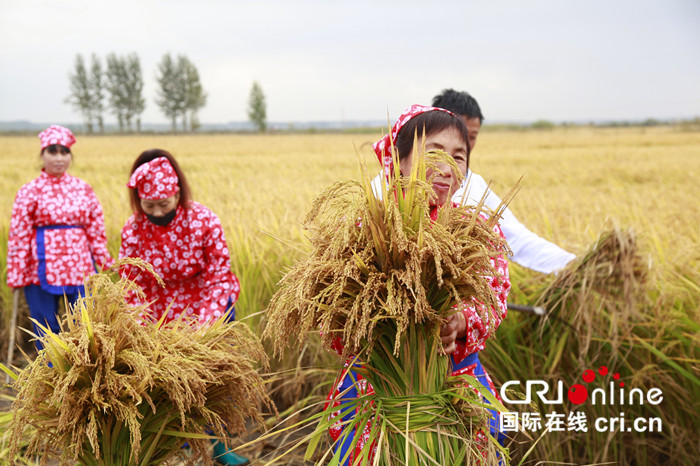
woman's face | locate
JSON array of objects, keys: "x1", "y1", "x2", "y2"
[
  {"x1": 398, "y1": 126, "x2": 468, "y2": 207},
  {"x1": 140, "y1": 192, "x2": 180, "y2": 217},
  {"x1": 41, "y1": 147, "x2": 71, "y2": 176}
]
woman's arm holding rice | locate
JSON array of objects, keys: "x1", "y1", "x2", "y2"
[{"x1": 443, "y1": 222, "x2": 510, "y2": 358}]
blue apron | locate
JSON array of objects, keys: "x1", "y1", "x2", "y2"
[{"x1": 35, "y1": 225, "x2": 89, "y2": 295}]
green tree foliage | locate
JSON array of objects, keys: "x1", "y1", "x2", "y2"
[
  {"x1": 66, "y1": 55, "x2": 94, "y2": 133},
  {"x1": 155, "y1": 54, "x2": 208, "y2": 133},
  {"x1": 155, "y1": 53, "x2": 187, "y2": 133},
  {"x1": 105, "y1": 53, "x2": 145, "y2": 133},
  {"x1": 89, "y1": 54, "x2": 105, "y2": 134},
  {"x1": 126, "y1": 54, "x2": 146, "y2": 133},
  {"x1": 67, "y1": 52, "x2": 204, "y2": 134},
  {"x1": 247, "y1": 81, "x2": 267, "y2": 132},
  {"x1": 106, "y1": 54, "x2": 129, "y2": 132},
  {"x1": 181, "y1": 57, "x2": 207, "y2": 132}
]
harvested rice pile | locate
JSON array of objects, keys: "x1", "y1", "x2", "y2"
[
  {"x1": 480, "y1": 227, "x2": 694, "y2": 464},
  {"x1": 265, "y1": 150, "x2": 511, "y2": 464},
  {"x1": 5, "y1": 260, "x2": 271, "y2": 466},
  {"x1": 537, "y1": 226, "x2": 648, "y2": 360}
]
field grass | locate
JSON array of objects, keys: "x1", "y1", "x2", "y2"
[{"x1": 1, "y1": 126, "x2": 699, "y2": 464}]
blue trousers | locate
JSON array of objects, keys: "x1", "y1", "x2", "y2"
[
  {"x1": 24, "y1": 284, "x2": 84, "y2": 352},
  {"x1": 224, "y1": 298, "x2": 236, "y2": 323}
]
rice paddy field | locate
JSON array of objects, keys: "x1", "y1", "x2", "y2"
[{"x1": 1, "y1": 125, "x2": 699, "y2": 464}]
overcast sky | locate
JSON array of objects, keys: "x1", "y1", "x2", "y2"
[{"x1": 1, "y1": 0, "x2": 699, "y2": 125}]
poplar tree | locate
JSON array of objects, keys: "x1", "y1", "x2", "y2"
[
  {"x1": 66, "y1": 54, "x2": 94, "y2": 133},
  {"x1": 156, "y1": 53, "x2": 186, "y2": 133},
  {"x1": 126, "y1": 54, "x2": 146, "y2": 133},
  {"x1": 106, "y1": 53, "x2": 145, "y2": 133},
  {"x1": 181, "y1": 57, "x2": 207, "y2": 132},
  {"x1": 156, "y1": 54, "x2": 207, "y2": 132},
  {"x1": 89, "y1": 54, "x2": 105, "y2": 134},
  {"x1": 247, "y1": 81, "x2": 267, "y2": 132},
  {"x1": 105, "y1": 54, "x2": 129, "y2": 132}
]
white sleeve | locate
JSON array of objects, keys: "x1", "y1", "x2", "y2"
[
  {"x1": 370, "y1": 172, "x2": 385, "y2": 200},
  {"x1": 452, "y1": 171, "x2": 576, "y2": 274}
]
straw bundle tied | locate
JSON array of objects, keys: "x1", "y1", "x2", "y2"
[
  {"x1": 265, "y1": 144, "x2": 512, "y2": 464},
  {"x1": 482, "y1": 225, "x2": 695, "y2": 463},
  {"x1": 536, "y1": 226, "x2": 649, "y2": 363},
  {"x1": 2, "y1": 259, "x2": 272, "y2": 466}
]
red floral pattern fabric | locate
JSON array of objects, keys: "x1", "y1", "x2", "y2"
[
  {"x1": 126, "y1": 157, "x2": 179, "y2": 200},
  {"x1": 119, "y1": 201, "x2": 240, "y2": 325},
  {"x1": 7, "y1": 170, "x2": 114, "y2": 288},
  {"x1": 38, "y1": 125, "x2": 76, "y2": 150}
]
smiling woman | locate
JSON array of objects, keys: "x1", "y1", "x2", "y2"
[
  {"x1": 394, "y1": 110, "x2": 470, "y2": 207},
  {"x1": 40, "y1": 144, "x2": 72, "y2": 176},
  {"x1": 320, "y1": 104, "x2": 511, "y2": 464}
]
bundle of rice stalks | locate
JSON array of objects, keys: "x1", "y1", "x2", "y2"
[
  {"x1": 481, "y1": 227, "x2": 697, "y2": 464},
  {"x1": 265, "y1": 146, "x2": 511, "y2": 464},
  {"x1": 537, "y1": 226, "x2": 649, "y2": 363},
  {"x1": 2, "y1": 259, "x2": 272, "y2": 466}
]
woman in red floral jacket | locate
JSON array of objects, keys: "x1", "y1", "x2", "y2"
[
  {"x1": 119, "y1": 149, "x2": 241, "y2": 326},
  {"x1": 326, "y1": 105, "x2": 511, "y2": 463},
  {"x1": 119, "y1": 149, "x2": 248, "y2": 465},
  {"x1": 7, "y1": 125, "x2": 114, "y2": 351}
]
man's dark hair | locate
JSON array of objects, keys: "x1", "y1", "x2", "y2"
[{"x1": 432, "y1": 89, "x2": 484, "y2": 123}]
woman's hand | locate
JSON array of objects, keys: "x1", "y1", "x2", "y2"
[{"x1": 441, "y1": 310, "x2": 466, "y2": 355}]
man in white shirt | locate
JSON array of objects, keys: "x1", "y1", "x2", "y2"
[{"x1": 432, "y1": 89, "x2": 575, "y2": 274}]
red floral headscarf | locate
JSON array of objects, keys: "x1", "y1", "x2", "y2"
[
  {"x1": 127, "y1": 157, "x2": 180, "y2": 200},
  {"x1": 372, "y1": 104, "x2": 456, "y2": 178},
  {"x1": 38, "y1": 125, "x2": 76, "y2": 150}
]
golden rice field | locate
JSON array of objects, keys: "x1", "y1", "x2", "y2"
[{"x1": 1, "y1": 126, "x2": 699, "y2": 464}]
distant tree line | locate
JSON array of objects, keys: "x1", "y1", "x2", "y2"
[
  {"x1": 68, "y1": 53, "x2": 270, "y2": 134},
  {"x1": 66, "y1": 53, "x2": 208, "y2": 134},
  {"x1": 155, "y1": 54, "x2": 207, "y2": 133}
]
